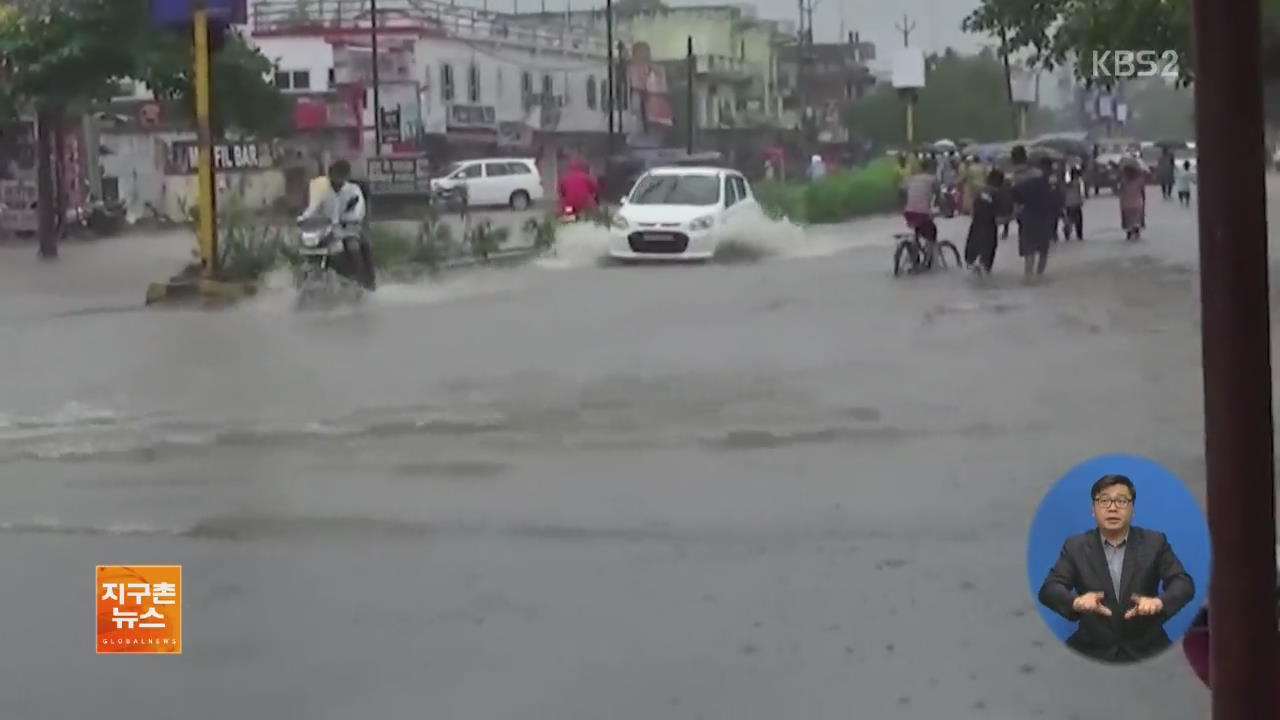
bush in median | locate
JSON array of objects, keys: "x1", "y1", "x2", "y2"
[
  {"x1": 803, "y1": 158, "x2": 900, "y2": 223},
  {"x1": 755, "y1": 158, "x2": 901, "y2": 225}
]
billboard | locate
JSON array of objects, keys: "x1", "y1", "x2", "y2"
[
  {"x1": 151, "y1": 0, "x2": 247, "y2": 27},
  {"x1": 892, "y1": 49, "x2": 925, "y2": 89}
]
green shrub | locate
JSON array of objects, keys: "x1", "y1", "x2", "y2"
[
  {"x1": 754, "y1": 181, "x2": 808, "y2": 223},
  {"x1": 465, "y1": 220, "x2": 508, "y2": 261},
  {"x1": 522, "y1": 215, "x2": 558, "y2": 251},
  {"x1": 218, "y1": 221, "x2": 287, "y2": 282},
  {"x1": 802, "y1": 158, "x2": 900, "y2": 223},
  {"x1": 755, "y1": 159, "x2": 900, "y2": 225},
  {"x1": 366, "y1": 225, "x2": 417, "y2": 269}
]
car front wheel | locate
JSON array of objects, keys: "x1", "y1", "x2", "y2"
[{"x1": 510, "y1": 191, "x2": 531, "y2": 211}]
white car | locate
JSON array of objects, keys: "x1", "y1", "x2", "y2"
[
  {"x1": 608, "y1": 166, "x2": 759, "y2": 261},
  {"x1": 429, "y1": 157, "x2": 544, "y2": 210}
]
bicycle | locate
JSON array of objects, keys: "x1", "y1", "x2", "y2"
[{"x1": 892, "y1": 227, "x2": 961, "y2": 276}]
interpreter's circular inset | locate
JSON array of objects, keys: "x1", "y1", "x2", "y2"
[{"x1": 1026, "y1": 454, "x2": 1211, "y2": 665}]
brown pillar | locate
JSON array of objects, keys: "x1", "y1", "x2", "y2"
[{"x1": 1192, "y1": 0, "x2": 1279, "y2": 716}]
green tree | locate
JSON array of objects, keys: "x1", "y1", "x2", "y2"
[
  {"x1": 0, "y1": 0, "x2": 142, "y2": 257},
  {"x1": 846, "y1": 50, "x2": 1039, "y2": 145},
  {"x1": 1124, "y1": 78, "x2": 1195, "y2": 139},
  {"x1": 963, "y1": 0, "x2": 1280, "y2": 87},
  {"x1": 135, "y1": 31, "x2": 294, "y2": 138},
  {"x1": 0, "y1": 0, "x2": 289, "y2": 257}
]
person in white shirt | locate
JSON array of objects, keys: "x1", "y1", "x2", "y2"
[{"x1": 297, "y1": 160, "x2": 374, "y2": 289}]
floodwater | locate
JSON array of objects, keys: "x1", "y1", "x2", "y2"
[{"x1": 0, "y1": 188, "x2": 1240, "y2": 719}]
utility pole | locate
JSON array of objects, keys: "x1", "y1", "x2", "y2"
[
  {"x1": 895, "y1": 14, "x2": 915, "y2": 47},
  {"x1": 371, "y1": 0, "x2": 382, "y2": 154},
  {"x1": 606, "y1": 0, "x2": 615, "y2": 152},
  {"x1": 999, "y1": 25, "x2": 1016, "y2": 138},
  {"x1": 797, "y1": 0, "x2": 817, "y2": 141},
  {"x1": 686, "y1": 36, "x2": 695, "y2": 154}
]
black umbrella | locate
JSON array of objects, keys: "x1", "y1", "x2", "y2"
[{"x1": 1033, "y1": 137, "x2": 1090, "y2": 157}]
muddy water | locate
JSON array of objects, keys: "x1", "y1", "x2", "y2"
[{"x1": 0, "y1": 194, "x2": 1226, "y2": 719}]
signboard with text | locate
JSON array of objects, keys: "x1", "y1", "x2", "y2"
[
  {"x1": 0, "y1": 179, "x2": 37, "y2": 233},
  {"x1": 365, "y1": 156, "x2": 431, "y2": 196},
  {"x1": 380, "y1": 107, "x2": 403, "y2": 144},
  {"x1": 166, "y1": 140, "x2": 277, "y2": 175},
  {"x1": 151, "y1": 0, "x2": 246, "y2": 27}
]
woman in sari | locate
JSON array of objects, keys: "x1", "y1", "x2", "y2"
[{"x1": 1118, "y1": 163, "x2": 1147, "y2": 241}]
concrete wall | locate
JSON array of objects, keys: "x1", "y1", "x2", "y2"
[{"x1": 99, "y1": 132, "x2": 287, "y2": 222}]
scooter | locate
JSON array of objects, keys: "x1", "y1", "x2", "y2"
[{"x1": 295, "y1": 217, "x2": 365, "y2": 310}]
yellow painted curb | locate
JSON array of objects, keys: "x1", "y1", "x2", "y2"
[{"x1": 145, "y1": 278, "x2": 257, "y2": 306}]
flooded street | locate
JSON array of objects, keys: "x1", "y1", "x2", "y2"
[{"x1": 0, "y1": 189, "x2": 1235, "y2": 719}]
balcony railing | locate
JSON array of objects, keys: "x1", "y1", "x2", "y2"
[
  {"x1": 251, "y1": 0, "x2": 610, "y2": 57},
  {"x1": 696, "y1": 54, "x2": 750, "y2": 79}
]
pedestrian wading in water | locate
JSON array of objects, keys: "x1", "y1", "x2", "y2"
[
  {"x1": 965, "y1": 168, "x2": 1003, "y2": 275},
  {"x1": 1009, "y1": 145, "x2": 1055, "y2": 280},
  {"x1": 1119, "y1": 163, "x2": 1147, "y2": 241},
  {"x1": 1174, "y1": 160, "x2": 1197, "y2": 208},
  {"x1": 1062, "y1": 165, "x2": 1085, "y2": 241}
]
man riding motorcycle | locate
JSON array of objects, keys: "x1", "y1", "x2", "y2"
[
  {"x1": 557, "y1": 158, "x2": 600, "y2": 218},
  {"x1": 298, "y1": 160, "x2": 374, "y2": 290}
]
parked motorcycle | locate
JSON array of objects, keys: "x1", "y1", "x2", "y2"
[{"x1": 431, "y1": 182, "x2": 469, "y2": 221}]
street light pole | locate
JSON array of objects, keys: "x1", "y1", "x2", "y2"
[{"x1": 371, "y1": 0, "x2": 382, "y2": 154}]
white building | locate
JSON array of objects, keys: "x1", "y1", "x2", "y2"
[{"x1": 248, "y1": 0, "x2": 644, "y2": 154}]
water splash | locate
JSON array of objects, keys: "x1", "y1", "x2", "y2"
[{"x1": 533, "y1": 222, "x2": 612, "y2": 270}]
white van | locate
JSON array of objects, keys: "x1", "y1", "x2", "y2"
[{"x1": 429, "y1": 158, "x2": 544, "y2": 210}]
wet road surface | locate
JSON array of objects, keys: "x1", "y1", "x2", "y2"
[{"x1": 0, "y1": 189, "x2": 1240, "y2": 718}]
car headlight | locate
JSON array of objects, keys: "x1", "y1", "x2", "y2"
[
  {"x1": 689, "y1": 215, "x2": 715, "y2": 231},
  {"x1": 611, "y1": 215, "x2": 629, "y2": 230}
]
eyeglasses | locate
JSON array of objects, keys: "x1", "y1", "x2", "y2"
[{"x1": 1094, "y1": 496, "x2": 1133, "y2": 508}]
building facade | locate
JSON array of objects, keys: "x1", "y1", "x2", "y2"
[
  {"x1": 248, "y1": 0, "x2": 655, "y2": 181},
  {"x1": 777, "y1": 33, "x2": 876, "y2": 141},
  {"x1": 513, "y1": 3, "x2": 787, "y2": 130}
]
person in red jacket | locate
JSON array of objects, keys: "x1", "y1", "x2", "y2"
[{"x1": 557, "y1": 158, "x2": 600, "y2": 215}]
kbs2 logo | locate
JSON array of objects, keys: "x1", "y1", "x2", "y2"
[
  {"x1": 1091, "y1": 50, "x2": 1182, "y2": 79},
  {"x1": 96, "y1": 565, "x2": 182, "y2": 654}
]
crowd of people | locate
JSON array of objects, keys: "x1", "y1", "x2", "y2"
[{"x1": 895, "y1": 143, "x2": 1198, "y2": 282}]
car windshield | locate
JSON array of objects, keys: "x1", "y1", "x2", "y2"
[{"x1": 629, "y1": 174, "x2": 720, "y2": 206}]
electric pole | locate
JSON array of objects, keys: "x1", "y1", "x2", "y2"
[
  {"x1": 371, "y1": 0, "x2": 382, "y2": 154},
  {"x1": 797, "y1": 0, "x2": 817, "y2": 141},
  {"x1": 895, "y1": 14, "x2": 915, "y2": 47}
]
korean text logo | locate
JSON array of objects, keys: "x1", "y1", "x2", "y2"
[
  {"x1": 1090, "y1": 50, "x2": 1182, "y2": 79},
  {"x1": 96, "y1": 565, "x2": 182, "y2": 654}
]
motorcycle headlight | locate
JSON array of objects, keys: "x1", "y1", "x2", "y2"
[
  {"x1": 689, "y1": 215, "x2": 715, "y2": 231},
  {"x1": 611, "y1": 215, "x2": 629, "y2": 230}
]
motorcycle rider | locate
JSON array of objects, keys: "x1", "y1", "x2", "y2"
[
  {"x1": 298, "y1": 160, "x2": 374, "y2": 290},
  {"x1": 557, "y1": 158, "x2": 600, "y2": 215}
]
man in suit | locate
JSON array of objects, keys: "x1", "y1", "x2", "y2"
[{"x1": 1038, "y1": 474, "x2": 1196, "y2": 663}]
